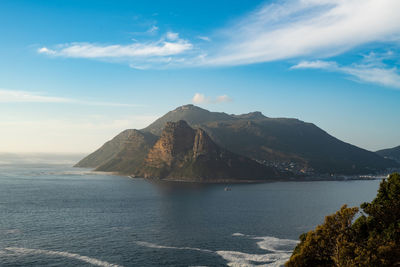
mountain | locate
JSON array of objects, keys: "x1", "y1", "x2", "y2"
[
  {"x1": 139, "y1": 120, "x2": 280, "y2": 181},
  {"x1": 142, "y1": 104, "x2": 234, "y2": 135},
  {"x1": 76, "y1": 104, "x2": 398, "y2": 176},
  {"x1": 376, "y1": 146, "x2": 400, "y2": 163},
  {"x1": 75, "y1": 129, "x2": 157, "y2": 173},
  {"x1": 199, "y1": 118, "x2": 394, "y2": 174}
]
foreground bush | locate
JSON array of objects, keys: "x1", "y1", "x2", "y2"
[{"x1": 286, "y1": 173, "x2": 400, "y2": 267}]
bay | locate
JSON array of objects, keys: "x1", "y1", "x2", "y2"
[{"x1": 0, "y1": 160, "x2": 381, "y2": 266}]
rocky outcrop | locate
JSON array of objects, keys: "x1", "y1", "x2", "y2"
[
  {"x1": 139, "y1": 120, "x2": 281, "y2": 182},
  {"x1": 144, "y1": 120, "x2": 196, "y2": 169}
]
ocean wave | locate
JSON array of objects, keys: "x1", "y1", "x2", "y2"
[
  {"x1": 0, "y1": 229, "x2": 21, "y2": 234},
  {"x1": 136, "y1": 241, "x2": 214, "y2": 254},
  {"x1": 232, "y1": 233, "x2": 245, "y2": 237},
  {"x1": 216, "y1": 250, "x2": 290, "y2": 267},
  {"x1": 232, "y1": 233, "x2": 298, "y2": 252},
  {"x1": 136, "y1": 233, "x2": 298, "y2": 267},
  {"x1": 4, "y1": 247, "x2": 123, "y2": 267}
]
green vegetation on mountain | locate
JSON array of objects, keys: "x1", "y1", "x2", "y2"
[
  {"x1": 76, "y1": 104, "x2": 398, "y2": 176},
  {"x1": 376, "y1": 145, "x2": 400, "y2": 163},
  {"x1": 286, "y1": 173, "x2": 400, "y2": 266}
]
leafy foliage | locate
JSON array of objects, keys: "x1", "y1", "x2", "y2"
[{"x1": 287, "y1": 173, "x2": 400, "y2": 266}]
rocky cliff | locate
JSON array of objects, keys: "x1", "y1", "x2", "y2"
[{"x1": 139, "y1": 120, "x2": 281, "y2": 181}]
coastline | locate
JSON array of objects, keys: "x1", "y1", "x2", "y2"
[{"x1": 75, "y1": 166, "x2": 394, "y2": 184}]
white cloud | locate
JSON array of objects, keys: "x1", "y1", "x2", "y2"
[
  {"x1": 147, "y1": 25, "x2": 159, "y2": 34},
  {"x1": 291, "y1": 60, "x2": 338, "y2": 70},
  {"x1": 342, "y1": 65, "x2": 400, "y2": 88},
  {"x1": 197, "y1": 36, "x2": 211, "y2": 42},
  {"x1": 0, "y1": 89, "x2": 142, "y2": 106},
  {"x1": 192, "y1": 93, "x2": 233, "y2": 104},
  {"x1": 38, "y1": 47, "x2": 56, "y2": 55},
  {"x1": 38, "y1": 34, "x2": 192, "y2": 60},
  {"x1": 0, "y1": 89, "x2": 71, "y2": 103},
  {"x1": 216, "y1": 94, "x2": 233, "y2": 103},
  {"x1": 166, "y1": 32, "x2": 179, "y2": 41},
  {"x1": 203, "y1": 0, "x2": 400, "y2": 66},
  {"x1": 292, "y1": 57, "x2": 400, "y2": 88},
  {"x1": 192, "y1": 93, "x2": 207, "y2": 104}
]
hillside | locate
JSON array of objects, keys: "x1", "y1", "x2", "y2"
[
  {"x1": 75, "y1": 129, "x2": 157, "y2": 172},
  {"x1": 376, "y1": 146, "x2": 400, "y2": 163},
  {"x1": 200, "y1": 119, "x2": 393, "y2": 174}
]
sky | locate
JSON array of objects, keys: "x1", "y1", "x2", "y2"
[{"x1": 0, "y1": 0, "x2": 399, "y2": 153}]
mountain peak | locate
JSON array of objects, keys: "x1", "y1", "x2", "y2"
[
  {"x1": 234, "y1": 111, "x2": 266, "y2": 120},
  {"x1": 173, "y1": 104, "x2": 206, "y2": 112},
  {"x1": 142, "y1": 105, "x2": 233, "y2": 135}
]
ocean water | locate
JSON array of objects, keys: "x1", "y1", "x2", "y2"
[{"x1": 0, "y1": 159, "x2": 381, "y2": 266}]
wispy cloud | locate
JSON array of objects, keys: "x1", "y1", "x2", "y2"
[
  {"x1": 203, "y1": 0, "x2": 400, "y2": 66},
  {"x1": 197, "y1": 36, "x2": 211, "y2": 42},
  {"x1": 292, "y1": 53, "x2": 400, "y2": 89},
  {"x1": 192, "y1": 93, "x2": 233, "y2": 104},
  {"x1": 147, "y1": 25, "x2": 159, "y2": 34},
  {"x1": 0, "y1": 89, "x2": 141, "y2": 107},
  {"x1": 38, "y1": 32, "x2": 193, "y2": 68},
  {"x1": 37, "y1": 0, "x2": 400, "y2": 75}
]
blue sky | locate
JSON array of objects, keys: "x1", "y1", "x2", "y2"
[{"x1": 0, "y1": 0, "x2": 399, "y2": 153}]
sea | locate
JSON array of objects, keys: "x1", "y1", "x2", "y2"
[{"x1": 0, "y1": 154, "x2": 382, "y2": 266}]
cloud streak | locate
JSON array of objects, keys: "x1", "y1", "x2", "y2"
[
  {"x1": 204, "y1": 0, "x2": 400, "y2": 66},
  {"x1": 192, "y1": 93, "x2": 232, "y2": 104},
  {"x1": 292, "y1": 58, "x2": 400, "y2": 89},
  {"x1": 38, "y1": 32, "x2": 192, "y2": 62},
  {"x1": 0, "y1": 89, "x2": 141, "y2": 107}
]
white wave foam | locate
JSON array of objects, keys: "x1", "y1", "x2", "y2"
[
  {"x1": 254, "y1": 236, "x2": 298, "y2": 252},
  {"x1": 231, "y1": 233, "x2": 298, "y2": 252},
  {"x1": 232, "y1": 233, "x2": 245, "y2": 237},
  {"x1": 216, "y1": 250, "x2": 291, "y2": 267},
  {"x1": 0, "y1": 229, "x2": 20, "y2": 234},
  {"x1": 46, "y1": 170, "x2": 98, "y2": 176},
  {"x1": 136, "y1": 234, "x2": 298, "y2": 267},
  {"x1": 4, "y1": 247, "x2": 123, "y2": 267},
  {"x1": 136, "y1": 241, "x2": 214, "y2": 254}
]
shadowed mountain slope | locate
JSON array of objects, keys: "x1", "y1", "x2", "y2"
[
  {"x1": 376, "y1": 146, "x2": 400, "y2": 163},
  {"x1": 75, "y1": 129, "x2": 157, "y2": 173}
]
